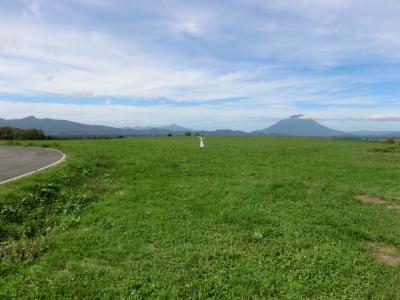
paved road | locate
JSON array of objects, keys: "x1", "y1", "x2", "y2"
[{"x1": 0, "y1": 146, "x2": 65, "y2": 184}]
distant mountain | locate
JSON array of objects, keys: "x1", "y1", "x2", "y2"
[
  {"x1": 350, "y1": 131, "x2": 400, "y2": 138},
  {"x1": 0, "y1": 116, "x2": 249, "y2": 137},
  {"x1": 198, "y1": 129, "x2": 248, "y2": 136},
  {"x1": 158, "y1": 124, "x2": 192, "y2": 132},
  {"x1": 254, "y1": 116, "x2": 348, "y2": 137},
  {"x1": 0, "y1": 116, "x2": 177, "y2": 137},
  {"x1": 125, "y1": 126, "x2": 153, "y2": 130},
  {"x1": 1, "y1": 115, "x2": 397, "y2": 138},
  {"x1": 124, "y1": 124, "x2": 192, "y2": 132}
]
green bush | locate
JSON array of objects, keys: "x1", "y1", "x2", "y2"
[
  {"x1": 0, "y1": 155, "x2": 110, "y2": 243},
  {"x1": 384, "y1": 138, "x2": 396, "y2": 144},
  {"x1": 0, "y1": 126, "x2": 45, "y2": 140}
]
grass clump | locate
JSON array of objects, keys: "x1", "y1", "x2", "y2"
[
  {"x1": 374, "y1": 146, "x2": 400, "y2": 153},
  {"x1": 0, "y1": 145, "x2": 113, "y2": 277}
]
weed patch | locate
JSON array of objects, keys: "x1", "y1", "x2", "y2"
[
  {"x1": 0, "y1": 154, "x2": 112, "y2": 276},
  {"x1": 374, "y1": 146, "x2": 400, "y2": 153}
]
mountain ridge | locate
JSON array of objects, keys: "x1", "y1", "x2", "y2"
[
  {"x1": 254, "y1": 117, "x2": 349, "y2": 137},
  {"x1": 0, "y1": 116, "x2": 172, "y2": 137},
  {"x1": 158, "y1": 124, "x2": 193, "y2": 132},
  {"x1": 1, "y1": 115, "x2": 399, "y2": 138}
]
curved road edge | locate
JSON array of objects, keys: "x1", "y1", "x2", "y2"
[{"x1": 0, "y1": 147, "x2": 67, "y2": 185}]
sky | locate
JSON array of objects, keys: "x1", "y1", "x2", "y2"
[{"x1": 0, "y1": 0, "x2": 400, "y2": 131}]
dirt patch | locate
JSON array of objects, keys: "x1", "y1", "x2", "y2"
[
  {"x1": 370, "y1": 242, "x2": 400, "y2": 267},
  {"x1": 354, "y1": 195, "x2": 386, "y2": 205},
  {"x1": 354, "y1": 195, "x2": 400, "y2": 211},
  {"x1": 116, "y1": 190, "x2": 127, "y2": 197},
  {"x1": 388, "y1": 204, "x2": 400, "y2": 211}
]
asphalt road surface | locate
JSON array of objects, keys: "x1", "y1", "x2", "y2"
[{"x1": 0, "y1": 146, "x2": 65, "y2": 184}]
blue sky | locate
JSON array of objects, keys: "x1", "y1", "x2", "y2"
[{"x1": 0, "y1": 0, "x2": 399, "y2": 131}]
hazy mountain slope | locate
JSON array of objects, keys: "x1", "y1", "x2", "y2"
[
  {"x1": 254, "y1": 117, "x2": 348, "y2": 137},
  {"x1": 159, "y1": 124, "x2": 192, "y2": 132},
  {"x1": 1, "y1": 115, "x2": 396, "y2": 138},
  {"x1": 198, "y1": 129, "x2": 248, "y2": 136},
  {"x1": 0, "y1": 116, "x2": 174, "y2": 137},
  {"x1": 350, "y1": 131, "x2": 400, "y2": 138}
]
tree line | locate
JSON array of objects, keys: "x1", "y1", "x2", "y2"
[{"x1": 0, "y1": 126, "x2": 46, "y2": 140}]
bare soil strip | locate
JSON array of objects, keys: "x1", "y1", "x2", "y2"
[
  {"x1": 369, "y1": 242, "x2": 400, "y2": 267},
  {"x1": 354, "y1": 195, "x2": 386, "y2": 204},
  {"x1": 354, "y1": 195, "x2": 400, "y2": 211}
]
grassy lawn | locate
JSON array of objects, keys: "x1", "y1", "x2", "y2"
[{"x1": 1, "y1": 137, "x2": 400, "y2": 298}]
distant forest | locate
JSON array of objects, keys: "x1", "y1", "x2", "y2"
[{"x1": 0, "y1": 126, "x2": 46, "y2": 140}]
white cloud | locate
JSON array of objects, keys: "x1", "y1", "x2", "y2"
[
  {"x1": 27, "y1": 0, "x2": 42, "y2": 17},
  {"x1": 0, "y1": 0, "x2": 400, "y2": 130},
  {"x1": 0, "y1": 20, "x2": 366, "y2": 104},
  {"x1": 369, "y1": 114, "x2": 400, "y2": 122}
]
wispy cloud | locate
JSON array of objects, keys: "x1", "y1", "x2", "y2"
[
  {"x1": 0, "y1": 0, "x2": 399, "y2": 130},
  {"x1": 369, "y1": 114, "x2": 400, "y2": 122}
]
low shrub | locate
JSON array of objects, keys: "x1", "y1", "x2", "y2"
[
  {"x1": 384, "y1": 138, "x2": 396, "y2": 144},
  {"x1": 0, "y1": 154, "x2": 113, "y2": 276}
]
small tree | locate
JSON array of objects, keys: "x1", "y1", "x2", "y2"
[
  {"x1": 0, "y1": 127, "x2": 14, "y2": 139},
  {"x1": 384, "y1": 138, "x2": 396, "y2": 144},
  {"x1": 167, "y1": 133, "x2": 173, "y2": 137},
  {"x1": 0, "y1": 126, "x2": 46, "y2": 140},
  {"x1": 184, "y1": 132, "x2": 192, "y2": 136}
]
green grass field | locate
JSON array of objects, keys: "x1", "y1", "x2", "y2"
[{"x1": 1, "y1": 137, "x2": 400, "y2": 299}]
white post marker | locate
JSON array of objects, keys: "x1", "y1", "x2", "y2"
[{"x1": 199, "y1": 135, "x2": 205, "y2": 149}]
